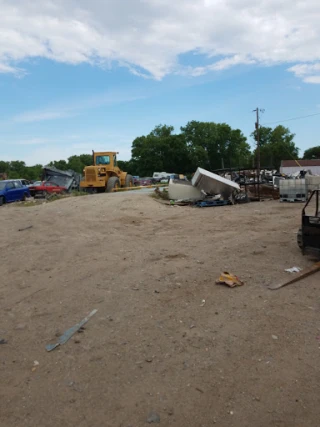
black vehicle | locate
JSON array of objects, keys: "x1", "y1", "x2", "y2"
[{"x1": 297, "y1": 190, "x2": 320, "y2": 255}]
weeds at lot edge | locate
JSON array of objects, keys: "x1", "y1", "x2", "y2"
[
  {"x1": 151, "y1": 187, "x2": 169, "y2": 200},
  {"x1": 71, "y1": 190, "x2": 89, "y2": 197},
  {"x1": 17, "y1": 191, "x2": 88, "y2": 207}
]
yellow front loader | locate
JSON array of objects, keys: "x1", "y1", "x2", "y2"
[{"x1": 80, "y1": 151, "x2": 133, "y2": 193}]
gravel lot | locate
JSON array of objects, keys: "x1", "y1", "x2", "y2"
[{"x1": 1, "y1": 193, "x2": 319, "y2": 427}]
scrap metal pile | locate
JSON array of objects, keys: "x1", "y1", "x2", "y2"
[
  {"x1": 42, "y1": 166, "x2": 82, "y2": 192},
  {"x1": 167, "y1": 167, "x2": 241, "y2": 207},
  {"x1": 165, "y1": 166, "x2": 308, "y2": 206},
  {"x1": 166, "y1": 166, "x2": 320, "y2": 206}
]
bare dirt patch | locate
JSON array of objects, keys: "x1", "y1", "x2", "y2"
[{"x1": 0, "y1": 194, "x2": 319, "y2": 427}]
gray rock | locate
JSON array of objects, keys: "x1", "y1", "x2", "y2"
[{"x1": 147, "y1": 412, "x2": 160, "y2": 423}]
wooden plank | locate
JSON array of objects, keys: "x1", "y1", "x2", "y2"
[{"x1": 269, "y1": 261, "x2": 320, "y2": 290}]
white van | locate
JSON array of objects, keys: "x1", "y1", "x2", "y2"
[{"x1": 153, "y1": 172, "x2": 175, "y2": 179}]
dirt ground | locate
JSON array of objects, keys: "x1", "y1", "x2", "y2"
[{"x1": 1, "y1": 192, "x2": 320, "y2": 427}]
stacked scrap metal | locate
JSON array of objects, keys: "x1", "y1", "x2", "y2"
[
  {"x1": 192, "y1": 167, "x2": 240, "y2": 199},
  {"x1": 168, "y1": 167, "x2": 240, "y2": 206},
  {"x1": 42, "y1": 166, "x2": 82, "y2": 192}
]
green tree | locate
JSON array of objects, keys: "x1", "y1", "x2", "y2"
[
  {"x1": 79, "y1": 154, "x2": 93, "y2": 167},
  {"x1": 131, "y1": 125, "x2": 191, "y2": 176},
  {"x1": 252, "y1": 125, "x2": 299, "y2": 169},
  {"x1": 21, "y1": 165, "x2": 43, "y2": 181},
  {"x1": 9, "y1": 161, "x2": 26, "y2": 177},
  {"x1": 117, "y1": 160, "x2": 138, "y2": 175},
  {"x1": 180, "y1": 121, "x2": 251, "y2": 170},
  {"x1": 67, "y1": 156, "x2": 85, "y2": 174},
  {"x1": 0, "y1": 160, "x2": 44, "y2": 180},
  {"x1": 48, "y1": 160, "x2": 69, "y2": 170},
  {"x1": 27, "y1": 164, "x2": 43, "y2": 181},
  {"x1": 303, "y1": 146, "x2": 320, "y2": 159},
  {"x1": 48, "y1": 155, "x2": 93, "y2": 173},
  {"x1": 0, "y1": 161, "x2": 10, "y2": 174}
]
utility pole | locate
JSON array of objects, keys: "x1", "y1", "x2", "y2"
[
  {"x1": 253, "y1": 107, "x2": 264, "y2": 178},
  {"x1": 253, "y1": 107, "x2": 260, "y2": 173}
]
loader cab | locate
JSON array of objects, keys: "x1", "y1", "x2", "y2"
[
  {"x1": 95, "y1": 155, "x2": 110, "y2": 166},
  {"x1": 93, "y1": 151, "x2": 119, "y2": 170}
]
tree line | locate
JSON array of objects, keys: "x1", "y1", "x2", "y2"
[
  {"x1": 119, "y1": 121, "x2": 308, "y2": 176},
  {"x1": 1, "y1": 120, "x2": 318, "y2": 180},
  {"x1": 0, "y1": 155, "x2": 93, "y2": 181}
]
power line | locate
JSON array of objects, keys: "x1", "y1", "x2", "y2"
[{"x1": 262, "y1": 112, "x2": 320, "y2": 126}]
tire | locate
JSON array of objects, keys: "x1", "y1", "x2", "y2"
[
  {"x1": 125, "y1": 174, "x2": 134, "y2": 188},
  {"x1": 0, "y1": 196, "x2": 5, "y2": 206},
  {"x1": 297, "y1": 228, "x2": 303, "y2": 250},
  {"x1": 106, "y1": 177, "x2": 120, "y2": 193},
  {"x1": 85, "y1": 187, "x2": 97, "y2": 194},
  {"x1": 21, "y1": 192, "x2": 28, "y2": 202}
]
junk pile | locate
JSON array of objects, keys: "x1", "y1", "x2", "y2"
[
  {"x1": 167, "y1": 167, "x2": 241, "y2": 207},
  {"x1": 163, "y1": 165, "x2": 319, "y2": 206},
  {"x1": 42, "y1": 166, "x2": 82, "y2": 192}
]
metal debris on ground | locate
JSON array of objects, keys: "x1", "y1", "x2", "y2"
[
  {"x1": 46, "y1": 309, "x2": 98, "y2": 352},
  {"x1": 269, "y1": 262, "x2": 320, "y2": 290},
  {"x1": 216, "y1": 272, "x2": 245, "y2": 288},
  {"x1": 234, "y1": 192, "x2": 250, "y2": 204},
  {"x1": 285, "y1": 266, "x2": 302, "y2": 273},
  {"x1": 200, "y1": 299, "x2": 206, "y2": 306},
  {"x1": 0, "y1": 339, "x2": 7, "y2": 344},
  {"x1": 18, "y1": 225, "x2": 33, "y2": 231},
  {"x1": 195, "y1": 199, "x2": 231, "y2": 208},
  {"x1": 165, "y1": 167, "x2": 241, "y2": 207}
]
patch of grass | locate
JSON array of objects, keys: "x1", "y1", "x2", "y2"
[
  {"x1": 151, "y1": 187, "x2": 170, "y2": 200},
  {"x1": 18, "y1": 200, "x2": 41, "y2": 207},
  {"x1": 71, "y1": 190, "x2": 89, "y2": 197},
  {"x1": 17, "y1": 190, "x2": 88, "y2": 207},
  {"x1": 112, "y1": 186, "x2": 143, "y2": 192}
]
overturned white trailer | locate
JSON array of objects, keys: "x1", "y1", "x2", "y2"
[
  {"x1": 168, "y1": 179, "x2": 204, "y2": 201},
  {"x1": 192, "y1": 167, "x2": 240, "y2": 199}
]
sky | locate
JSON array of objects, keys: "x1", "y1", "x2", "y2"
[{"x1": 0, "y1": 0, "x2": 320, "y2": 166}]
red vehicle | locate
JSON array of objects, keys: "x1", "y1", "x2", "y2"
[{"x1": 29, "y1": 181, "x2": 67, "y2": 197}]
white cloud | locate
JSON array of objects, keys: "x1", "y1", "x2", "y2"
[
  {"x1": 14, "y1": 111, "x2": 75, "y2": 123},
  {"x1": 8, "y1": 91, "x2": 145, "y2": 124},
  {"x1": 303, "y1": 76, "x2": 320, "y2": 84},
  {"x1": 181, "y1": 55, "x2": 256, "y2": 77},
  {"x1": 288, "y1": 63, "x2": 320, "y2": 84},
  {"x1": 0, "y1": 62, "x2": 25, "y2": 76},
  {"x1": 0, "y1": 0, "x2": 320, "y2": 81},
  {"x1": 13, "y1": 137, "x2": 53, "y2": 145}
]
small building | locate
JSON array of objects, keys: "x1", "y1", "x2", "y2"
[{"x1": 280, "y1": 159, "x2": 320, "y2": 175}]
